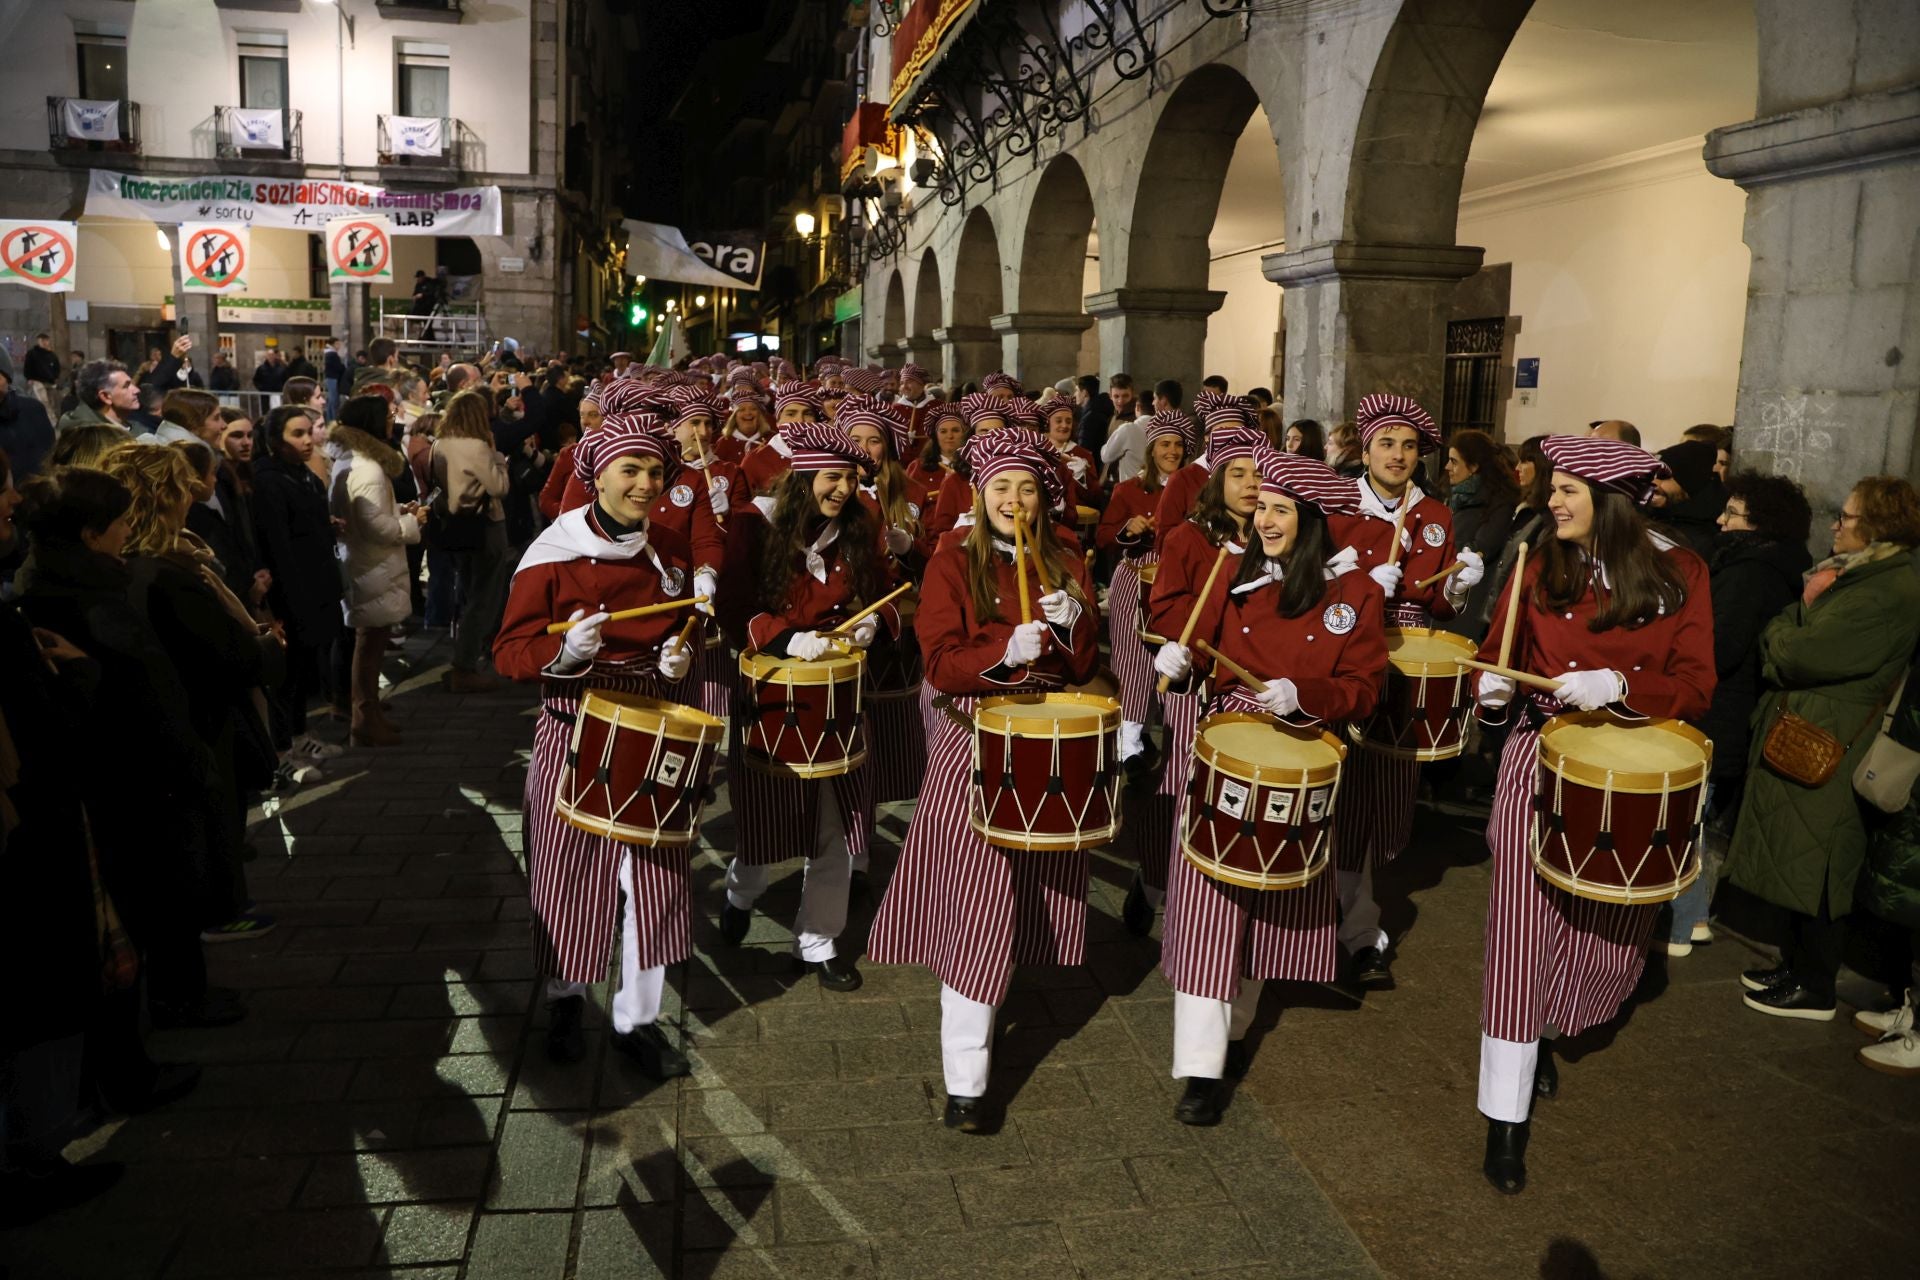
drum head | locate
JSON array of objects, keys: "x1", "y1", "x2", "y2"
[
  {"x1": 975, "y1": 691, "x2": 1119, "y2": 736},
  {"x1": 1196, "y1": 713, "x2": 1345, "y2": 785},
  {"x1": 740, "y1": 650, "x2": 867, "y2": 685},
  {"x1": 1539, "y1": 712, "x2": 1711, "y2": 793},
  {"x1": 1384, "y1": 627, "x2": 1477, "y2": 673},
  {"x1": 580, "y1": 688, "x2": 726, "y2": 737},
  {"x1": 1068, "y1": 669, "x2": 1120, "y2": 700}
]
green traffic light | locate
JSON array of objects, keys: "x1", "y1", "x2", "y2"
[{"x1": 630, "y1": 303, "x2": 648, "y2": 325}]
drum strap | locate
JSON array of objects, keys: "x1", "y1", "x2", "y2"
[{"x1": 545, "y1": 707, "x2": 577, "y2": 727}]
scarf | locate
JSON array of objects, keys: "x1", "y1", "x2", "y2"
[
  {"x1": 804, "y1": 520, "x2": 842, "y2": 584},
  {"x1": 1446, "y1": 471, "x2": 1483, "y2": 513},
  {"x1": 1804, "y1": 541, "x2": 1904, "y2": 605},
  {"x1": 514, "y1": 503, "x2": 671, "y2": 593}
]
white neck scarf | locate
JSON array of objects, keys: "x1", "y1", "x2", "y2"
[{"x1": 805, "y1": 520, "x2": 842, "y2": 584}]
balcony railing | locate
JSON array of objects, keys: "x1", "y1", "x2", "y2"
[
  {"x1": 377, "y1": 115, "x2": 465, "y2": 170},
  {"x1": 215, "y1": 106, "x2": 304, "y2": 162},
  {"x1": 46, "y1": 97, "x2": 141, "y2": 154},
  {"x1": 375, "y1": 0, "x2": 463, "y2": 20}
]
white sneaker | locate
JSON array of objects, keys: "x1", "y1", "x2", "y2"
[
  {"x1": 1665, "y1": 940, "x2": 1693, "y2": 957},
  {"x1": 290, "y1": 733, "x2": 344, "y2": 761},
  {"x1": 1854, "y1": 988, "x2": 1916, "y2": 1039},
  {"x1": 1690, "y1": 921, "x2": 1714, "y2": 943},
  {"x1": 1858, "y1": 1029, "x2": 1920, "y2": 1078}
]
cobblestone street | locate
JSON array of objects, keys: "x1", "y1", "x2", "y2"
[{"x1": 6, "y1": 632, "x2": 1917, "y2": 1280}]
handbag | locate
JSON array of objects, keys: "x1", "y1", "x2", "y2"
[
  {"x1": 1855, "y1": 675, "x2": 1920, "y2": 813},
  {"x1": 1761, "y1": 710, "x2": 1847, "y2": 787}
]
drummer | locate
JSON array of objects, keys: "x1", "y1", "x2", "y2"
[
  {"x1": 1327, "y1": 394, "x2": 1483, "y2": 989},
  {"x1": 664, "y1": 386, "x2": 750, "y2": 721},
  {"x1": 1152, "y1": 448, "x2": 1388, "y2": 1124},
  {"x1": 718, "y1": 421, "x2": 902, "y2": 992},
  {"x1": 712, "y1": 381, "x2": 773, "y2": 464},
  {"x1": 492, "y1": 414, "x2": 700, "y2": 1078},
  {"x1": 1152, "y1": 391, "x2": 1254, "y2": 534},
  {"x1": 740, "y1": 381, "x2": 822, "y2": 496},
  {"x1": 922, "y1": 394, "x2": 1012, "y2": 541},
  {"x1": 867, "y1": 430, "x2": 1100, "y2": 1133},
  {"x1": 908, "y1": 403, "x2": 969, "y2": 494},
  {"x1": 1132, "y1": 420, "x2": 1265, "y2": 936},
  {"x1": 1045, "y1": 394, "x2": 1103, "y2": 504},
  {"x1": 1471, "y1": 435, "x2": 1713, "y2": 1195}
]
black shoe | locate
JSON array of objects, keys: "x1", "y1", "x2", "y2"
[
  {"x1": 546, "y1": 994, "x2": 587, "y2": 1063},
  {"x1": 610, "y1": 1023, "x2": 691, "y2": 1079},
  {"x1": 150, "y1": 986, "x2": 248, "y2": 1029},
  {"x1": 1123, "y1": 751, "x2": 1158, "y2": 791},
  {"x1": 0, "y1": 1158, "x2": 125, "y2": 1228},
  {"x1": 1174, "y1": 1077, "x2": 1224, "y2": 1126},
  {"x1": 1224, "y1": 1038, "x2": 1252, "y2": 1080},
  {"x1": 797, "y1": 953, "x2": 863, "y2": 993},
  {"x1": 1533, "y1": 1048, "x2": 1558, "y2": 1101},
  {"x1": 1349, "y1": 946, "x2": 1395, "y2": 991},
  {"x1": 944, "y1": 1094, "x2": 987, "y2": 1133},
  {"x1": 101, "y1": 1061, "x2": 202, "y2": 1115},
  {"x1": 718, "y1": 903, "x2": 751, "y2": 947},
  {"x1": 1483, "y1": 1118, "x2": 1530, "y2": 1195},
  {"x1": 1121, "y1": 874, "x2": 1154, "y2": 939},
  {"x1": 1740, "y1": 962, "x2": 1793, "y2": 993},
  {"x1": 1741, "y1": 977, "x2": 1837, "y2": 1021}
]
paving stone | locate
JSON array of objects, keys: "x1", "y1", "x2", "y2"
[
  {"x1": 685, "y1": 1239, "x2": 875, "y2": 1280},
  {"x1": 235, "y1": 1101, "x2": 422, "y2": 1155},
  {"x1": 1013, "y1": 1105, "x2": 1195, "y2": 1165},
  {"x1": 166, "y1": 1208, "x2": 385, "y2": 1276},
  {"x1": 296, "y1": 1019, "x2": 459, "y2": 1059},
  {"x1": 679, "y1": 1130, "x2": 861, "y2": 1186},
  {"x1": 381, "y1": 1201, "x2": 476, "y2": 1265},
  {"x1": 682, "y1": 1184, "x2": 781, "y2": 1248},
  {"x1": 574, "y1": 1205, "x2": 674, "y2": 1279},
  {"x1": 487, "y1": 1110, "x2": 587, "y2": 1209},
  {"x1": 954, "y1": 1159, "x2": 1143, "y2": 1225},
  {"x1": 180, "y1": 1062, "x2": 357, "y2": 1108},
  {"x1": 581, "y1": 1108, "x2": 680, "y2": 1206},
  {"x1": 373, "y1": 895, "x2": 503, "y2": 923},
  {"x1": 847, "y1": 1121, "x2": 1034, "y2": 1176},
  {"x1": 104, "y1": 1155, "x2": 311, "y2": 1218},
  {"x1": 692, "y1": 1039, "x2": 840, "y2": 1088},
  {"x1": 1126, "y1": 1152, "x2": 1230, "y2": 1208},
  {"x1": 280, "y1": 924, "x2": 426, "y2": 955},
  {"x1": 466, "y1": 1211, "x2": 572, "y2": 1280},
  {"x1": 390, "y1": 978, "x2": 532, "y2": 1019},
  {"x1": 1058, "y1": 1203, "x2": 1266, "y2": 1278},
  {"x1": 774, "y1": 1171, "x2": 964, "y2": 1243},
  {"x1": 679, "y1": 1087, "x2": 772, "y2": 1136},
  {"x1": 347, "y1": 1054, "x2": 511, "y2": 1101},
  {"x1": 869, "y1": 1223, "x2": 1074, "y2": 1279},
  {"x1": 300, "y1": 1146, "x2": 492, "y2": 1207},
  {"x1": 757, "y1": 1000, "x2": 909, "y2": 1041},
  {"x1": 768, "y1": 1078, "x2": 933, "y2": 1130}
]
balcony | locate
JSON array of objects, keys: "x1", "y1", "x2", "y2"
[
  {"x1": 374, "y1": 0, "x2": 463, "y2": 21},
  {"x1": 215, "y1": 106, "x2": 304, "y2": 162},
  {"x1": 47, "y1": 97, "x2": 142, "y2": 155},
  {"x1": 377, "y1": 115, "x2": 466, "y2": 172}
]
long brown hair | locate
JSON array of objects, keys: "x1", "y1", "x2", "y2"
[
  {"x1": 438, "y1": 388, "x2": 497, "y2": 443},
  {"x1": 1534, "y1": 483, "x2": 1688, "y2": 631},
  {"x1": 1232, "y1": 501, "x2": 1333, "y2": 619},
  {"x1": 759, "y1": 469, "x2": 887, "y2": 614},
  {"x1": 1191, "y1": 464, "x2": 1251, "y2": 547},
  {"x1": 960, "y1": 497, "x2": 1086, "y2": 624},
  {"x1": 1450, "y1": 429, "x2": 1518, "y2": 505}
]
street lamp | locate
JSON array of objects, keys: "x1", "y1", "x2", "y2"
[
  {"x1": 794, "y1": 210, "x2": 816, "y2": 238},
  {"x1": 314, "y1": 0, "x2": 355, "y2": 179},
  {"x1": 694, "y1": 294, "x2": 708, "y2": 308}
]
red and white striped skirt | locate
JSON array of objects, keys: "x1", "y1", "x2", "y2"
[
  {"x1": 726, "y1": 705, "x2": 874, "y2": 869},
  {"x1": 523, "y1": 678, "x2": 693, "y2": 984},
  {"x1": 1330, "y1": 744, "x2": 1419, "y2": 872},
  {"x1": 1123, "y1": 688, "x2": 1203, "y2": 893},
  {"x1": 867, "y1": 691, "x2": 1091, "y2": 1006},
  {"x1": 1481, "y1": 722, "x2": 1660, "y2": 1042},
  {"x1": 694, "y1": 628, "x2": 734, "y2": 722},
  {"x1": 869, "y1": 634, "x2": 929, "y2": 805},
  {"x1": 1107, "y1": 554, "x2": 1158, "y2": 724}
]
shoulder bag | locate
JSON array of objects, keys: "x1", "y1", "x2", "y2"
[{"x1": 1855, "y1": 674, "x2": 1920, "y2": 813}]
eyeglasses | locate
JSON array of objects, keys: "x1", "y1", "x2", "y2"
[{"x1": 1833, "y1": 510, "x2": 1863, "y2": 526}]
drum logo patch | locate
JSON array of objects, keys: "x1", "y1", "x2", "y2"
[
  {"x1": 1263, "y1": 791, "x2": 1295, "y2": 824},
  {"x1": 1422, "y1": 522, "x2": 1446, "y2": 548},
  {"x1": 660, "y1": 567, "x2": 686, "y2": 596},
  {"x1": 669, "y1": 483, "x2": 695, "y2": 508},
  {"x1": 1218, "y1": 779, "x2": 1250, "y2": 820},
  {"x1": 1307, "y1": 787, "x2": 1331, "y2": 823},
  {"x1": 1323, "y1": 602, "x2": 1357, "y2": 635},
  {"x1": 657, "y1": 751, "x2": 685, "y2": 787}
]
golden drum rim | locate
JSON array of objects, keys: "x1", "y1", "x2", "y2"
[
  {"x1": 974, "y1": 691, "x2": 1120, "y2": 737},
  {"x1": 740, "y1": 747, "x2": 866, "y2": 779},
  {"x1": 1181, "y1": 844, "x2": 1329, "y2": 891},
  {"x1": 1382, "y1": 626, "x2": 1479, "y2": 676},
  {"x1": 1529, "y1": 849, "x2": 1700, "y2": 905},
  {"x1": 1537, "y1": 711, "x2": 1713, "y2": 794},
  {"x1": 970, "y1": 814, "x2": 1119, "y2": 852},
  {"x1": 1193, "y1": 712, "x2": 1346, "y2": 786},
  {"x1": 740, "y1": 650, "x2": 867, "y2": 684},
  {"x1": 579, "y1": 689, "x2": 727, "y2": 739},
  {"x1": 555, "y1": 803, "x2": 699, "y2": 848}
]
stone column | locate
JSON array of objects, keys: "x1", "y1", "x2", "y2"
[
  {"x1": 900, "y1": 332, "x2": 939, "y2": 372},
  {"x1": 932, "y1": 324, "x2": 998, "y2": 389},
  {"x1": 1262, "y1": 242, "x2": 1484, "y2": 426},
  {"x1": 1705, "y1": 85, "x2": 1920, "y2": 507},
  {"x1": 331, "y1": 282, "x2": 374, "y2": 360},
  {"x1": 991, "y1": 311, "x2": 1095, "y2": 389},
  {"x1": 1082, "y1": 288, "x2": 1224, "y2": 395}
]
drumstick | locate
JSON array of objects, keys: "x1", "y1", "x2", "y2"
[
  {"x1": 1158, "y1": 545, "x2": 1231, "y2": 694},
  {"x1": 1496, "y1": 541, "x2": 1528, "y2": 669},
  {"x1": 1195, "y1": 640, "x2": 1268, "y2": 695},
  {"x1": 1017, "y1": 512, "x2": 1055, "y2": 593},
  {"x1": 673, "y1": 615, "x2": 701, "y2": 652},
  {"x1": 1385, "y1": 498, "x2": 1411, "y2": 569},
  {"x1": 823, "y1": 581, "x2": 914, "y2": 637},
  {"x1": 1459, "y1": 656, "x2": 1561, "y2": 693},
  {"x1": 543, "y1": 595, "x2": 706, "y2": 635},
  {"x1": 1414, "y1": 559, "x2": 1466, "y2": 591},
  {"x1": 1013, "y1": 511, "x2": 1033, "y2": 626},
  {"x1": 693, "y1": 436, "x2": 725, "y2": 529}
]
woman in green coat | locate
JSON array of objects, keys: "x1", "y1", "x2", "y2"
[{"x1": 1725, "y1": 475, "x2": 1920, "y2": 1022}]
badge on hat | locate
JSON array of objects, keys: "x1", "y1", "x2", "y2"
[
  {"x1": 669, "y1": 483, "x2": 695, "y2": 508},
  {"x1": 1323, "y1": 602, "x2": 1357, "y2": 635},
  {"x1": 1422, "y1": 522, "x2": 1446, "y2": 548}
]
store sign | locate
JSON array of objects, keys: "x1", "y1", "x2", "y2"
[
  {"x1": 86, "y1": 169, "x2": 502, "y2": 235},
  {"x1": 833, "y1": 286, "x2": 862, "y2": 326},
  {"x1": 164, "y1": 295, "x2": 334, "y2": 327}
]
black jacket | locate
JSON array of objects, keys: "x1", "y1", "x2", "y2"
[
  {"x1": 185, "y1": 466, "x2": 261, "y2": 601},
  {"x1": 249, "y1": 452, "x2": 343, "y2": 638},
  {"x1": 23, "y1": 344, "x2": 62, "y2": 385},
  {"x1": 1697, "y1": 530, "x2": 1813, "y2": 782},
  {"x1": 143, "y1": 354, "x2": 205, "y2": 391},
  {"x1": 0, "y1": 387, "x2": 55, "y2": 481},
  {"x1": 209, "y1": 364, "x2": 240, "y2": 392},
  {"x1": 252, "y1": 360, "x2": 289, "y2": 393}
]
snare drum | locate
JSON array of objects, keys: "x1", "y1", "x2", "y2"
[
  {"x1": 864, "y1": 595, "x2": 922, "y2": 701},
  {"x1": 1132, "y1": 563, "x2": 1169, "y2": 647},
  {"x1": 969, "y1": 692, "x2": 1122, "y2": 851},
  {"x1": 739, "y1": 651, "x2": 867, "y2": 778},
  {"x1": 556, "y1": 690, "x2": 726, "y2": 845},
  {"x1": 1531, "y1": 712, "x2": 1711, "y2": 904},
  {"x1": 1180, "y1": 714, "x2": 1346, "y2": 890},
  {"x1": 1350, "y1": 628, "x2": 1478, "y2": 761}
]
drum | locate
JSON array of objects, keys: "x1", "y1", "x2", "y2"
[
  {"x1": 864, "y1": 595, "x2": 922, "y2": 701},
  {"x1": 1132, "y1": 562, "x2": 1169, "y2": 647},
  {"x1": 1074, "y1": 504, "x2": 1100, "y2": 534},
  {"x1": 1349, "y1": 627, "x2": 1478, "y2": 761},
  {"x1": 1531, "y1": 712, "x2": 1711, "y2": 904},
  {"x1": 1180, "y1": 714, "x2": 1346, "y2": 890},
  {"x1": 556, "y1": 690, "x2": 726, "y2": 845},
  {"x1": 739, "y1": 650, "x2": 867, "y2": 778},
  {"x1": 969, "y1": 692, "x2": 1122, "y2": 851}
]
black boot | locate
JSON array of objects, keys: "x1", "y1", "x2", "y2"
[
  {"x1": 1121, "y1": 874, "x2": 1154, "y2": 939},
  {"x1": 610, "y1": 1023, "x2": 691, "y2": 1079},
  {"x1": 546, "y1": 994, "x2": 586, "y2": 1063},
  {"x1": 796, "y1": 953, "x2": 863, "y2": 993},
  {"x1": 1174, "y1": 1077, "x2": 1224, "y2": 1126},
  {"x1": 1482, "y1": 1117, "x2": 1530, "y2": 1195},
  {"x1": 944, "y1": 1094, "x2": 987, "y2": 1133},
  {"x1": 1349, "y1": 946, "x2": 1394, "y2": 990},
  {"x1": 1533, "y1": 1047, "x2": 1558, "y2": 1101},
  {"x1": 718, "y1": 902, "x2": 751, "y2": 947}
]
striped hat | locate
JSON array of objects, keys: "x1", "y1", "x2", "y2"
[
  {"x1": 598, "y1": 377, "x2": 655, "y2": 416},
  {"x1": 841, "y1": 365, "x2": 886, "y2": 395},
  {"x1": 1201, "y1": 394, "x2": 1259, "y2": 432},
  {"x1": 783, "y1": 420, "x2": 875, "y2": 476},
  {"x1": 981, "y1": 371, "x2": 1022, "y2": 395},
  {"x1": 580, "y1": 384, "x2": 603, "y2": 411},
  {"x1": 724, "y1": 365, "x2": 759, "y2": 389},
  {"x1": 770, "y1": 358, "x2": 798, "y2": 382},
  {"x1": 963, "y1": 430, "x2": 1065, "y2": 511},
  {"x1": 666, "y1": 387, "x2": 725, "y2": 428},
  {"x1": 1003, "y1": 397, "x2": 1044, "y2": 431},
  {"x1": 899, "y1": 362, "x2": 931, "y2": 386},
  {"x1": 1206, "y1": 422, "x2": 1265, "y2": 469},
  {"x1": 1539, "y1": 434, "x2": 1672, "y2": 506},
  {"x1": 959, "y1": 391, "x2": 1010, "y2": 429},
  {"x1": 1354, "y1": 393, "x2": 1441, "y2": 454},
  {"x1": 575, "y1": 411, "x2": 675, "y2": 487},
  {"x1": 1142, "y1": 411, "x2": 1196, "y2": 455},
  {"x1": 1255, "y1": 446, "x2": 1357, "y2": 516},
  {"x1": 772, "y1": 380, "x2": 820, "y2": 416},
  {"x1": 836, "y1": 394, "x2": 912, "y2": 459},
  {"x1": 727, "y1": 383, "x2": 768, "y2": 408},
  {"x1": 929, "y1": 401, "x2": 968, "y2": 433},
  {"x1": 609, "y1": 351, "x2": 633, "y2": 361}
]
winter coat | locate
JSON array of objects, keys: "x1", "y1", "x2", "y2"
[
  {"x1": 1695, "y1": 531, "x2": 1812, "y2": 783},
  {"x1": 1475, "y1": 508, "x2": 1548, "y2": 634},
  {"x1": 430, "y1": 434, "x2": 510, "y2": 523},
  {"x1": 54, "y1": 400, "x2": 125, "y2": 434},
  {"x1": 1865, "y1": 646, "x2": 1920, "y2": 929},
  {"x1": 1725, "y1": 547, "x2": 1920, "y2": 918},
  {"x1": 1444, "y1": 475, "x2": 1517, "y2": 640},
  {"x1": 250, "y1": 451, "x2": 344, "y2": 640},
  {"x1": 327, "y1": 428, "x2": 421, "y2": 628},
  {"x1": 185, "y1": 466, "x2": 261, "y2": 603},
  {"x1": 0, "y1": 387, "x2": 55, "y2": 481}
]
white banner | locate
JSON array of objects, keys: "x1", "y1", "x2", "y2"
[
  {"x1": 227, "y1": 107, "x2": 284, "y2": 151},
  {"x1": 622, "y1": 219, "x2": 760, "y2": 291},
  {"x1": 388, "y1": 115, "x2": 443, "y2": 158},
  {"x1": 62, "y1": 98, "x2": 121, "y2": 143},
  {"x1": 179, "y1": 222, "x2": 249, "y2": 294},
  {"x1": 85, "y1": 170, "x2": 502, "y2": 235},
  {"x1": 0, "y1": 221, "x2": 79, "y2": 294}
]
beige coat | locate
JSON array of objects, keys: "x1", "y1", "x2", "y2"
[
  {"x1": 429, "y1": 434, "x2": 510, "y2": 523},
  {"x1": 326, "y1": 428, "x2": 421, "y2": 628}
]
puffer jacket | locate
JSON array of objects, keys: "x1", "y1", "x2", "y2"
[
  {"x1": 1866, "y1": 646, "x2": 1920, "y2": 930},
  {"x1": 1725, "y1": 547, "x2": 1920, "y2": 917},
  {"x1": 1695, "y1": 531, "x2": 1813, "y2": 782},
  {"x1": 327, "y1": 426, "x2": 421, "y2": 629}
]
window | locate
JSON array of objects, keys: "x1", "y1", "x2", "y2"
[
  {"x1": 77, "y1": 35, "x2": 128, "y2": 101},
  {"x1": 396, "y1": 40, "x2": 450, "y2": 117},
  {"x1": 237, "y1": 32, "x2": 289, "y2": 110}
]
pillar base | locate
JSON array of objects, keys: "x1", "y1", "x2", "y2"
[
  {"x1": 991, "y1": 311, "x2": 1095, "y2": 388},
  {"x1": 1082, "y1": 288, "x2": 1226, "y2": 392},
  {"x1": 933, "y1": 325, "x2": 999, "y2": 388}
]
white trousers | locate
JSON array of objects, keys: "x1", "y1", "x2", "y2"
[
  {"x1": 940, "y1": 983, "x2": 998, "y2": 1098},
  {"x1": 726, "y1": 781, "x2": 852, "y2": 962},
  {"x1": 543, "y1": 849, "x2": 665, "y2": 1034},
  {"x1": 1477, "y1": 1033, "x2": 1538, "y2": 1123},
  {"x1": 1336, "y1": 864, "x2": 1388, "y2": 953},
  {"x1": 1171, "y1": 981, "x2": 1264, "y2": 1080}
]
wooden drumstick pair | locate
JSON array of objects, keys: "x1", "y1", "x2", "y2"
[
  {"x1": 1462, "y1": 541, "x2": 1553, "y2": 689},
  {"x1": 1156, "y1": 544, "x2": 1231, "y2": 694},
  {"x1": 543, "y1": 595, "x2": 706, "y2": 636},
  {"x1": 1011, "y1": 512, "x2": 1056, "y2": 627},
  {"x1": 824, "y1": 582, "x2": 914, "y2": 639}
]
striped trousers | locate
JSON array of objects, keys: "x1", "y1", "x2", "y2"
[{"x1": 1106, "y1": 555, "x2": 1158, "y2": 726}]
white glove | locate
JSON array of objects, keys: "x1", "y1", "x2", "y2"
[
  {"x1": 1452, "y1": 548, "x2": 1485, "y2": 590},
  {"x1": 1066, "y1": 455, "x2": 1089, "y2": 481},
  {"x1": 1153, "y1": 640, "x2": 1191, "y2": 682},
  {"x1": 786, "y1": 630, "x2": 831, "y2": 661},
  {"x1": 885, "y1": 525, "x2": 914, "y2": 556},
  {"x1": 1555, "y1": 668, "x2": 1622, "y2": 711},
  {"x1": 1003, "y1": 621, "x2": 1047, "y2": 667},
  {"x1": 1254, "y1": 677, "x2": 1300, "y2": 717},
  {"x1": 656, "y1": 635, "x2": 692, "y2": 681},
  {"x1": 1369, "y1": 562, "x2": 1403, "y2": 599},
  {"x1": 846, "y1": 614, "x2": 879, "y2": 651},
  {"x1": 693, "y1": 568, "x2": 718, "y2": 616},
  {"x1": 1477, "y1": 672, "x2": 1515, "y2": 709},
  {"x1": 560, "y1": 608, "x2": 609, "y2": 668},
  {"x1": 709, "y1": 481, "x2": 729, "y2": 519},
  {"x1": 1038, "y1": 589, "x2": 1081, "y2": 628}
]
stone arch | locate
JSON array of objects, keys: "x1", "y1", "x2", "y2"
[
  {"x1": 943, "y1": 206, "x2": 1004, "y2": 386},
  {"x1": 880, "y1": 268, "x2": 907, "y2": 363},
  {"x1": 911, "y1": 247, "x2": 942, "y2": 337},
  {"x1": 1000, "y1": 153, "x2": 1097, "y2": 386}
]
